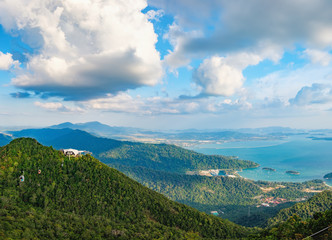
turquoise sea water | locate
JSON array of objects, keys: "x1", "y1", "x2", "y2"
[{"x1": 191, "y1": 136, "x2": 332, "y2": 186}]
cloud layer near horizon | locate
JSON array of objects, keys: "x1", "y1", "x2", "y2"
[{"x1": 0, "y1": 0, "x2": 162, "y2": 100}]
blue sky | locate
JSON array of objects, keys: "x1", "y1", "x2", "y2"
[{"x1": 1, "y1": 0, "x2": 332, "y2": 130}]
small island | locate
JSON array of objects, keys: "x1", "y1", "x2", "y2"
[
  {"x1": 323, "y1": 172, "x2": 332, "y2": 179},
  {"x1": 262, "y1": 167, "x2": 276, "y2": 171},
  {"x1": 286, "y1": 170, "x2": 300, "y2": 175}
]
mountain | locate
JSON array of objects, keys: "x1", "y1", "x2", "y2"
[
  {"x1": 0, "y1": 138, "x2": 251, "y2": 239},
  {"x1": 112, "y1": 164, "x2": 330, "y2": 227},
  {"x1": 100, "y1": 142, "x2": 258, "y2": 173},
  {"x1": 10, "y1": 128, "x2": 258, "y2": 173},
  {"x1": 267, "y1": 190, "x2": 332, "y2": 226},
  {"x1": 50, "y1": 121, "x2": 141, "y2": 138},
  {"x1": 0, "y1": 132, "x2": 12, "y2": 146},
  {"x1": 114, "y1": 164, "x2": 263, "y2": 207},
  {"x1": 252, "y1": 208, "x2": 332, "y2": 240},
  {"x1": 9, "y1": 128, "x2": 74, "y2": 144}
]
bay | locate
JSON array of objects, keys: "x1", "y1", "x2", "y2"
[{"x1": 190, "y1": 136, "x2": 332, "y2": 186}]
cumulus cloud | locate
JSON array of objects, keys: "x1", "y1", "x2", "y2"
[
  {"x1": 289, "y1": 83, "x2": 332, "y2": 106},
  {"x1": 193, "y1": 56, "x2": 244, "y2": 96},
  {"x1": 0, "y1": 0, "x2": 162, "y2": 100},
  {"x1": 251, "y1": 63, "x2": 332, "y2": 104},
  {"x1": 0, "y1": 52, "x2": 18, "y2": 70},
  {"x1": 304, "y1": 49, "x2": 332, "y2": 66},
  {"x1": 34, "y1": 101, "x2": 84, "y2": 113},
  {"x1": 152, "y1": 0, "x2": 332, "y2": 68},
  {"x1": 163, "y1": 22, "x2": 202, "y2": 69},
  {"x1": 192, "y1": 50, "x2": 280, "y2": 97}
]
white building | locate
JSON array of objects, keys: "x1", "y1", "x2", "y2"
[{"x1": 61, "y1": 149, "x2": 87, "y2": 157}]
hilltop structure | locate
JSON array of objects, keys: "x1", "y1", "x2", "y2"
[{"x1": 61, "y1": 148, "x2": 91, "y2": 157}]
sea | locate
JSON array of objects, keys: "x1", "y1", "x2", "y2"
[{"x1": 190, "y1": 135, "x2": 332, "y2": 186}]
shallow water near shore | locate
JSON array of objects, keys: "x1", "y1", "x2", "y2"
[{"x1": 190, "y1": 136, "x2": 332, "y2": 186}]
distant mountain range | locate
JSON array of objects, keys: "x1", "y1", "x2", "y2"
[
  {"x1": 46, "y1": 121, "x2": 311, "y2": 144},
  {"x1": 50, "y1": 121, "x2": 142, "y2": 138}
]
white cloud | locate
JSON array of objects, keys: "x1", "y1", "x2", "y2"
[
  {"x1": 153, "y1": 0, "x2": 332, "y2": 71},
  {"x1": 163, "y1": 22, "x2": 203, "y2": 70},
  {"x1": 193, "y1": 56, "x2": 244, "y2": 96},
  {"x1": 0, "y1": 52, "x2": 18, "y2": 70},
  {"x1": 146, "y1": 9, "x2": 164, "y2": 21},
  {"x1": 83, "y1": 92, "x2": 252, "y2": 115},
  {"x1": 192, "y1": 50, "x2": 281, "y2": 97},
  {"x1": 34, "y1": 101, "x2": 84, "y2": 113},
  {"x1": 0, "y1": 0, "x2": 162, "y2": 100},
  {"x1": 304, "y1": 49, "x2": 332, "y2": 66},
  {"x1": 289, "y1": 83, "x2": 332, "y2": 108}
]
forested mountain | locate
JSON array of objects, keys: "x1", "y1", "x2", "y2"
[
  {"x1": 10, "y1": 128, "x2": 258, "y2": 172},
  {"x1": 250, "y1": 209, "x2": 332, "y2": 240},
  {"x1": 267, "y1": 190, "x2": 332, "y2": 226},
  {"x1": 114, "y1": 164, "x2": 263, "y2": 207},
  {"x1": 112, "y1": 164, "x2": 330, "y2": 227},
  {"x1": 0, "y1": 138, "x2": 252, "y2": 239},
  {"x1": 100, "y1": 143, "x2": 257, "y2": 173}
]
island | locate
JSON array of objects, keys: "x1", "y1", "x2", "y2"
[
  {"x1": 262, "y1": 167, "x2": 276, "y2": 171},
  {"x1": 323, "y1": 172, "x2": 332, "y2": 179},
  {"x1": 286, "y1": 170, "x2": 300, "y2": 175}
]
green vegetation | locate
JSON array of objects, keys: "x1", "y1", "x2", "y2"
[
  {"x1": 114, "y1": 164, "x2": 262, "y2": 206},
  {"x1": 112, "y1": 165, "x2": 330, "y2": 228},
  {"x1": 267, "y1": 190, "x2": 332, "y2": 226},
  {"x1": 250, "y1": 209, "x2": 332, "y2": 240},
  {"x1": 0, "y1": 138, "x2": 252, "y2": 239},
  {"x1": 12, "y1": 128, "x2": 259, "y2": 173},
  {"x1": 324, "y1": 172, "x2": 332, "y2": 179},
  {"x1": 100, "y1": 142, "x2": 258, "y2": 173}
]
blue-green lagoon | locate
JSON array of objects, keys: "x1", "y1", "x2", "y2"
[{"x1": 190, "y1": 136, "x2": 332, "y2": 186}]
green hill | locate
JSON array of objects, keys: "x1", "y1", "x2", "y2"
[
  {"x1": 11, "y1": 128, "x2": 259, "y2": 173},
  {"x1": 99, "y1": 142, "x2": 258, "y2": 173},
  {"x1": 251, "y1": 208, "x2": 332, "y2": 240},
  {"x1": 267, "y1": 190, "x2": 332, "y2": 227},
  {"x1": 114, "y1": 164, "x2": 262, "y2": 207},
  {"x1": 0, "y1": 138, "x2": 251, "y2": 239}
]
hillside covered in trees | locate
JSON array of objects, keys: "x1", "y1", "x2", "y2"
[
  {"x1": 8, "y1": 128, "x2": 330, "y2": 229},
  {"x1": 113, "y1": 164, "x2": 330, "y2": 227},
  {"x1": 250, "y1": 208, "x2": 332, "y2": 240},
  {"x1": 267, "y1": 190, "x2": 332, "y2": 227},
  {"x1": 0, "y1": 138, "x2": 252, "y2": 239},
  {"x1": 10, "y1": 128, "x2": 259, "y2": 173}
]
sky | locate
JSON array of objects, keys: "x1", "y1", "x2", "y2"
[{"x1": 1, "y1": 0, "x2": 332, "y2": 130}]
